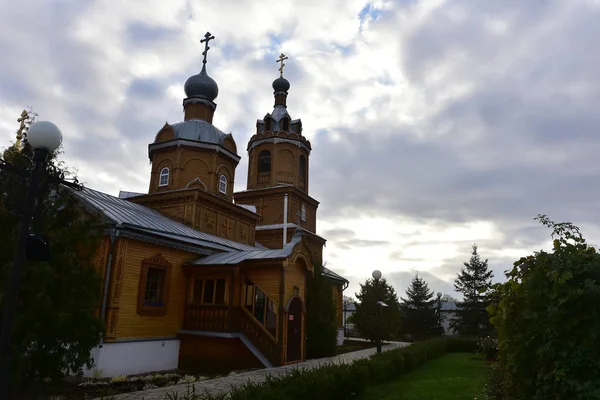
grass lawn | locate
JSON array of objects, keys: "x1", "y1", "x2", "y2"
[{"x1": 359, "y1": 353, "x2": 485, "y2": 400}]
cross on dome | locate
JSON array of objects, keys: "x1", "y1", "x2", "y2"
[
  {"x1": 200, "y1": 32, "x2": 215, "y2": 66},
  {"x1": 276, "y1": 53, "x2": 288, "y2": 77}
]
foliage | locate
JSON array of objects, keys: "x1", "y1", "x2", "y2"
[
  {"x1": 482, "y1": 363, "x2": 518, "y2": 400},
  {"x1": 399, "y1": 275, "x2": 442, "y2": 340},
  {"x1": 477, "y1": 336, "x2": 498, "y2": 361},
  {"x1": 450, "y1": 244, "x2": 494, "y2": 336},
  {"x1": 0, "y1": 132, "x2": 104, "y2": 386},
  {"x1": 352, "y1": 277, "x2": 401, "y2": 345},
  {"x1": 305, "y1": 263, "x2": 338, "y2": 358},
  {"x1": 488, "y1": 215, "x2": 600, "y2": 400}
]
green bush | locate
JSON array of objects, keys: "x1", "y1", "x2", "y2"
[
  {"x1": 478, "y1": 336, "x2": 499, "y2": 361},
  {"x1": 489, "y1": 216, "x2": 600, "y2": 400},
  {"x1": 195, "y1": 338, "x2": 455, "y2": 400},
  {"x1": 446, "y1": 337, "x2": 478, "y2": 353}
]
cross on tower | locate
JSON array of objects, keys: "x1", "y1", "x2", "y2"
[
  {"x1": 276, "y1": 53, "x2": 288, "y2": 77},
  {"x1": 200, "y1": 31, "x2": 215, "y2": 65}
]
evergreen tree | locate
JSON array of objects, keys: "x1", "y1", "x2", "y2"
[
  {"x1": 450, "y1": 244, "x2": 494, "y2": 336},
  {"x1": 0, "y1": 115, "x2": 104, "y2": 388},
  {"x1": 399, "y1": 275, "x2": 441, "y2": 341},
  {"x1": 353, "y1": 277, "x2": 401, "y2": 350},
  {"x1": 305, "y1": 263, "x2": 338, "y2": 358}
]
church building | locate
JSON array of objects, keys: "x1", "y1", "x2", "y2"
[{"x1": 75, "y1": 33, "x2": 348, "y2": 377}]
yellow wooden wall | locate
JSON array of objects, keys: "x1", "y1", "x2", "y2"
[
  {"x1": 332, "y1": 283, "x2": 343, "y2": 328},
  {"x1": 284, "y1": 261, "x2": 306, "y2": 304},
  {"x1": 245, "y1": 268, "x2": 280, "y2": 301},
  {"x1": 109, "y1": 238, "x2": 194, "y2": 339}
]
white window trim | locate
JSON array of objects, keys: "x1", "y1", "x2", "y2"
[
  {"x1": 159, "y1": 167, "x2": 169, "y2": 187},
  {"x1": 301, "y1": 204, "x2": 307, "y2": 222},
  {"x1": 219, "y1": 174, "x2": 227, "y2": 194}
]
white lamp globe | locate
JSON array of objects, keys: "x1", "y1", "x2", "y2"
[
  {"x1": 26, "y1": 121, "x2": 63, "y2": 152},
  {"x1": 372, "y1": 270, "x2": 382, "y2": 280},
  {"x1": 437, "y1": 292, "x2": 443, "y2": 298}
]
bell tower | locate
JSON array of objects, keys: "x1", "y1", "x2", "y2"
[{"x1": 234, "y1": 55, "x2": 325, "y2": 264}]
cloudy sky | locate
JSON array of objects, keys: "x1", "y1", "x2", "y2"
[{"x1": 2, "y1": 0, "x2": 600, "y2": 299}]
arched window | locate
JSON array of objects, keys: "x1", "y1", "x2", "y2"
[
  {"x1": 258, "y1": 150, "x2": 271, "y2": 173},
  {"x1": 282, "y1": 117, "x2": 290, "y2": 132},
  {"x1": 265, "y1": 117, "x2": 271, "y2": 131},
  {"x1": 299, "y1": 155, "x2": 306, "y2": 184},
  {"x1": 159, "y1": 167, "x2": 170, "y2": 187},
  {"x1": 219, "y1": 174, "x2": 227, "y2": 194},
  {"x1": 301, "y1": 204, "x2": 307, "y2": 222}
]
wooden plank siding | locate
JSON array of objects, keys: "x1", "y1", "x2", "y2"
[
  {"x1": 332, "y1": 283, "x2": 343, "y2": 327},
  {"x1": 110, "y1": 238, "x2": 194, "y2": 339},
  {"x1": 284, "y1": 261, "x2": 306, "y2": 303}
]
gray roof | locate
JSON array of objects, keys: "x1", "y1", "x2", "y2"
[
  {"x1": 73, "y1": 186, "x2": 257, "y2": 252},
  {"x1": 189, "y1": 229, "x2": 304, "y2": 266},
  {"x1": 440, "y1": 301, "x2": 458, "y2": 311},
  {"x1": 170, "y1": 120, "x2": 232, "y2": 147},
  {"x1": 323, "y1": 267, "x2": 348, "y2": 283}
]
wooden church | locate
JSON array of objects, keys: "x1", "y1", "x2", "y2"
[{"x1": 76, "y1": 33, "x2": 348, "y2": 377}]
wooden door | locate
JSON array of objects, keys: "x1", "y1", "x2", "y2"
[{"x1": 286, "y1": 297, "x2": 303, "y2": 362}]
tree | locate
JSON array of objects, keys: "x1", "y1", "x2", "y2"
[
  {"x1": 399, "y1": 275, "x2": 441, "y2": 341},
  {"x1": 487, "y1": 215, "x2": 600, "y2": 400},
  {"x1": 305, "y1": 263, "x2": 338, "y2": 359},
  {"x1": 352, "y1": 276, "x2": 401, "y2": 351},
  {"x1": 0, "y1": 114, "x2": 104, "y2": 388},
  {"x1": 450, "y1": 244, "x2": 494, "y2": 336}
]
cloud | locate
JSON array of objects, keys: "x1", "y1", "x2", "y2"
[{"x1": 2, "y1": 0, "x2": 600, "y2": 299}]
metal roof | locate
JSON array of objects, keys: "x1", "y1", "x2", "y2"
[
  {"x1": 73, "y1": 186, "x2": 257, "y2": 252},
  {"x1": 323, "y1": 267, "x2": 348, "y2": 283}
]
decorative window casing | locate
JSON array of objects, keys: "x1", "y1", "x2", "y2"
[
  {"x1": 258, "y1": 150, "x2": 271, "y2": 174},
  {"x1": 301, "y1": 204, "x2": 307, "y2": 222},
  {"x1": 244, "y1": 279, "x2": 277, "y2": 338},
  {"x1": 192, "y1": 278, "x2": 227, "y2": 305},
  {"x1": 159, "y1": 167, "x2": 170, "y2": 187},
  {"x1": 138, "y1": 254, "x2": 172, "y2": 316},
  {"x1": 219, "y1": 174, "x2": 227, "y2": 194}
]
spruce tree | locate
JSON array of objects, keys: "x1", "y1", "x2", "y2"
[
  {"x1": 450, "y1": 244, "x2": 494, "y2": 336},
  {"x1": 305, "y1": 263, "x2": 338, "y2": 358},
  {"x1": 0, "y1": 115, "x2": 104, "y2": 388},
  {"x1": 353, "y1": 277, "x2": 401, "y2": 349},
  {"x1": 399, "y1": 275, "x2": 440, "y2": 341}
]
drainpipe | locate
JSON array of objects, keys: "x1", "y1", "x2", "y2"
[
  {"x1": 99, "y1": 223, "x2": 122, "y2": 346},
  {"x1": 283, "y1": 194, "x2": 288, "y2": 246}
]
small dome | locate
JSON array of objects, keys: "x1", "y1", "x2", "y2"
[
  {"x1": 184, "y1": 65, "x2": 219, "y2": 101},
  {"x1": 272, "y1": 76, "x2": 290, "y2": 92},
  {"x1": 170, "y1": 120, "x2": 234, "y2": 147}
]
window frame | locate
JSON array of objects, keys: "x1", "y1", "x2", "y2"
[
  {"x1": 243, "y1": 279, "x2": 278, "y2": 338},
  {"x1": 257, "y1": 150, "x2": 271, "y2": 174},
  {"x1": 191, "y1": 277, "x2": 228, "y2": 305},
  {"x1": 219, "y1": 174, "x2": 227, "y2": 194},
  {"x1": 137, "y1": 254, "x2": 172, "y2": 316},
  {"x1": 159, "y1": 167, "x2": 170, "y2": 187}
]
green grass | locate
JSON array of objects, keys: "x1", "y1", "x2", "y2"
[{"x1": 360, "y1": 353, "x2": 485, "y2": 400}]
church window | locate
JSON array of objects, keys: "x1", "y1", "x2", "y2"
[
  {"x1": 159, "y1": 167, "x2": 169, "y2": 187},
  {"x1": 282, "y1": 117, "x2": 290, "y2": 131},
  {"x1": 301, "y1": 204, "x2": 307, "y2": 222},
  {"x1": 138, "y1": 254, "x2": 172, "y2": 316},
  {"x1": 265, "y1": 117, "x2": 272, "y2": 131},
  {"x1": 219, "y1": 174, "x2": 227, "y2": 194},
  {"x1": 266, "y1": 300, "x2": 277, "y2": 337},
  {"x1": 258, "y1": 150, "x2": 271, "y2": 173},
  {"x1": 254, "y1": 288, "x2": 266, "y2": 324},
  {"x1": 244, "y1": 279, "x2": 278, "y2": 338},
  {"x1": 299, "y1": 155, "x2": 306, "y2": 184},
  {"x1": 192, "y1": 278, "x2": 227, "y2": 305}
]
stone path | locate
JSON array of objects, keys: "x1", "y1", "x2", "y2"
[{"x1": 108, "y1": 341, "x2": 409, "y2": 400}]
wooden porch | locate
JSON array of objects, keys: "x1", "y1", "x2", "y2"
[{"x1": 182, "y1": 304, "x2": 280, "y2": 366}]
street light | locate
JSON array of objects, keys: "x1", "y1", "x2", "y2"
[
  {"x1": 372, "y1": 270, "x2": 384, "y2": 354},
  {"x1": 436, "y1": 292, "x2": 443, "y2": 336},
  {"x1": 0, "y1": 121, "x2": 63, "y2": 397}
]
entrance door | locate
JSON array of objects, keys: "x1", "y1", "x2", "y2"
[{"x1": 286, "y1": 297, "x2": 303, "y2": 362}]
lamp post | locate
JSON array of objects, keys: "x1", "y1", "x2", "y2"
[
  {"x1": 372, "y1": 270, "x2": 383, "y2": 354},
  {"x1": 436, "y1": 292, "x2": 443, "y2": 336},
  {"x1": 0, "y1": 121, "x2": 63, "y2": 397}
]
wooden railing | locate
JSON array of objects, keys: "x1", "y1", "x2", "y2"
[
  {"x1": 233, "y1": 308, "x2": 280, "y2": 366},
  {"x1": 184, "y1": 305, "x2": 231, "y2": 332}
]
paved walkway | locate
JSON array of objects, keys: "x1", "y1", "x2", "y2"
[{"x1": 109, "y1": 341, "x2": 409, "y2": 400}]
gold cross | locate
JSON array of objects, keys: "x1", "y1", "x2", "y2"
[
  {"x1": 222, "y1": 218, "x2": 232, "y2": 237},
  {"x1": 200, "y1": 31, "x2": 215, "y2": 66},
  {"x1": 205, "y1": 215, "x2": 214, "y2": 228},
  {"x1": 276, "y1": 53, "x2": 288, "y2": 77}
]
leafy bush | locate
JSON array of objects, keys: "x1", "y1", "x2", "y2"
[
  {"x1": 445, "y1": 337, "x2": 478, "y2": 353},
  {"x1": 489, "y1": 215, "x2": 600, "y2": 400},
  {"x1": 478, "y1": 336, "x2": 498, "y2": 361},
  {"x1": 482, "y1": 363, "x2": 519, "y2": 400}
]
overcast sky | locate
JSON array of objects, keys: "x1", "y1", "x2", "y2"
[{"x1": 2, "y1": 0, "x2": 600, "y2": 300}]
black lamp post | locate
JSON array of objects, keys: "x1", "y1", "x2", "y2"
[
  {"x1": 0, "y1": 121, "x2": 63, "y2": 397},
  {"x1": 372, "y1": 269, "x2": 385, "y2": 354}
]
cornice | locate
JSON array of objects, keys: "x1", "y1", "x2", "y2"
[
  {"x1": 119, "y1": 229, "x2": 212, "y2": 255},
  {"x1": 234, "y1": 185, "x2": 320, "y2": 207},
  {"x1": 148, "y1": 139, "x2": 241, "y2": 163},
  {"x1": 247, "y1": 136, "x2": 311, "y2": 153}
]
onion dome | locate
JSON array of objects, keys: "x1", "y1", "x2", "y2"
[
  {"x1": 184, "y1": 65, "x2": 219, "y2": 101},
  {"x1": 272, "y1": 76, "x2": 290, "y2": 92}
]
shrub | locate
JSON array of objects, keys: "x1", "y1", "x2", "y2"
[
  {"x1": 446, "y1": 336, "x2": 478, "y2": 353},
  {"x1": 478, "y1": 336, "x2": 498, "y2": 361}
]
